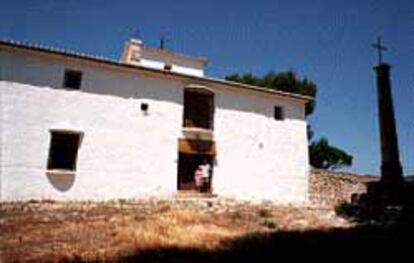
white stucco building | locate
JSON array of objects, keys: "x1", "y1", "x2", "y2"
[{"x1": 0, "y1": 38, "x2": 311, "y2": 203}]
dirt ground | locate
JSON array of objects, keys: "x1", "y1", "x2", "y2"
[{"x1": 0, "y1": 198, "x2": 352, "y2": 262}]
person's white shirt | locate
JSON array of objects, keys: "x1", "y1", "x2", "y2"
[{"x1": 200, "y1": 164, "x2": 211, "y2": 178}]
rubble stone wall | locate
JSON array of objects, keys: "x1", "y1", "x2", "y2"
[{"x1": 309, "y1": 169, "x2": 379, "y2": 207}]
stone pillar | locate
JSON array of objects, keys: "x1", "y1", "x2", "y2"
[{"x1": 374, "y1": 63, "x2": 403, "y2": 183}]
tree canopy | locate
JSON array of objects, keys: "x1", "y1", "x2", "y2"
[
  {"x1": 309, "y1": 137, "x2": 353, "y2": 170},
  {"x1": 225, "y1": 71, "x2": 317, "y2": 115},
  {"x1": 225, "y1": 70, "x2": 353, "y2": 170}
]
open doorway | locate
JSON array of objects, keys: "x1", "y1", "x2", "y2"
[{"x1": 177, "y1": 153, "x2": 214, "y2": 193}]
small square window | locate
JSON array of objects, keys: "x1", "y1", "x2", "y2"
[
  {"x1": 140, "y1": 102, "x2": 149, "y2": 112},
  {"x1": 274, "y1": 106, "x2": 284, "y2": 120},
  {"x1": 47, "y1": 131, "x2": 81, "y2": 171},
  {"x1": 164, "y1": 63, "x2": 172, "y2": 71},
  {"x1": 63, "y1": 69, "x2": 82, "y2": 90}
]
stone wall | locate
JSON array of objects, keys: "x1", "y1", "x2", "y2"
[{"x1": 309, "y1": 169, "x2": 379, "y2": 207}]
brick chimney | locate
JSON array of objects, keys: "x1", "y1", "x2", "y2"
[
  {"x1": 119, "y1": 37, "x2": 207, "y2": 77},
  {"x1": 120, "y1": 38, "x2": 143, "y2": 64}
]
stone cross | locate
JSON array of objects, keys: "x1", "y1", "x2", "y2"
[
  {"x1": 131, "y1": 29, "x2": 142, "y2": 40},
  {"x1": 372, "y1": 36, "x2": 387, "y2": 64}
]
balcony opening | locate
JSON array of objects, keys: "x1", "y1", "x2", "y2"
[{"x1": 183, "y1": 87, "x2": 214, "y2": 130}]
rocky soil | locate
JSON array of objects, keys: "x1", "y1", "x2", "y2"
[{"x1": 0, "y1": 198, "x2": 351, "y2": 262}]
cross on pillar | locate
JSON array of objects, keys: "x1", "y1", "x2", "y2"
[
  {"x1": 132, "y1": 29, "x2": 141, "y2": 39},
  {"x1": 372, "y1": 36, "x2": 387, "y2": 64},
  {"x1": 372, "y1": 36, "x2": 403, "y2": 185}
]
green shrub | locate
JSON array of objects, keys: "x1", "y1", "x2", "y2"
[{"x1": 335, "y1": 201, "x2": 359, "y2": 220}]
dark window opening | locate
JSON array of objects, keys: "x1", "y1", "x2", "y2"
[
  {"x1": 274, "y1": 106, "x2": 284, "y2": 120},
  {"x1": 63, "y1": 69, "x2": 82, "y2": 90},
  {"x1": 140, "y1": 102, "x2": 149, "y2": 112},
  {"x1": 47, "y1": 132, "x2": 81, "y2": 171},
  {"x1": 183, "y1": 88, "x2": 214, "y2": 129},
  {"x1": 164, "y1": 63, "x2": 172, "y2": 71}
]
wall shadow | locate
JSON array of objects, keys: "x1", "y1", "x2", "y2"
[{"x1": 46, "y1": 173, "x2": 76, "y2": 192}]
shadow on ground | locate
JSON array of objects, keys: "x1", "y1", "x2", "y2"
[
  {"x1": 121, "y1": 227, "x2": 412, "y2": 262},
  {"x1": 69, "y1": 206, "x2": 414, "y2": 263}
]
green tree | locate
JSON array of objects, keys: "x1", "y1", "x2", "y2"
[
  {"x1": 226, "y1": 71, "x2": 316, "y2": 115},
  {"x1": 225, "y1": 70, "x2": 352, "y2": 170},
  {"x1": 309, "y1": 137, "x2": 353, "y2": 170}
]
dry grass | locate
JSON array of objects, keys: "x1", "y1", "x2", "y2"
[
  {"x1": 122, "y1": 209, "x2": 239, "y2": 250},
  {"x1": 0, "y1": 200, "x2": 350, "y2": 262}
]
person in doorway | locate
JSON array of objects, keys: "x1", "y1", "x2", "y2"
[
  {"x1": 199, "y1": 159, "x2": 211, "y2": 192},
  {"x1": 194, "y1": 165, "x2": 203, "y2": 190}
]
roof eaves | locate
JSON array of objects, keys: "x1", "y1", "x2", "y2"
[{"x1": 0, "y1": 39, "x2": 312, "y2": 102}]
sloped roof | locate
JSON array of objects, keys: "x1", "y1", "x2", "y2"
[
  {"x1": 142, "y1": 45, "x2": 208, "y2": 64},
  {"x1": 0, "y1": 39, "x2": 312, "y2": 102}
]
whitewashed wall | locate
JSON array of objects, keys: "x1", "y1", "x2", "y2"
[
  {"x1": 139, "y1": 58, "x2": 204, "y2": 77},
  {"x1": 213, "y1": 87, "x2": 309, "y2": 203},
  {"x1": 140, "y1": 47, "x2": 205, "y2": 77},
  {"x1": 0, "y1": 49, "x2": 309, "y2": 203}
]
